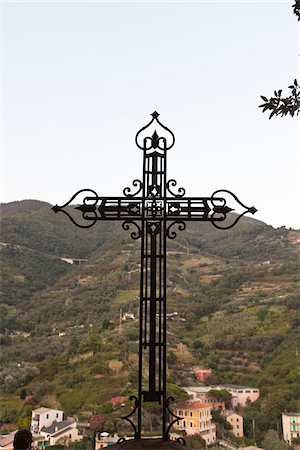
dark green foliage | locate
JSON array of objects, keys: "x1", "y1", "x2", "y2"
[
  {"x1": 211, "y1": 409, "x2": 232, "y2": 430},
  {"x1": 193, "y1": 340, "x2": 202, "y2": 349},
  {"x1": 184, "y1": 433, "x2": 206, "y2": 449},
  {"x1": 68, "y1": 437, "x2": 93, "y2": 450},
  {"x1": 262, "y1": 430, "x2": 290, "y2": 450},
  {"x1": 0, "y1": 245, "x2": 69, "y2": 307},
  {"x1": 209, "y1": 389, "x2": 232, "y2": 404},
  {"x1": 19, "y1": 388, "x2": 27, "y2": 399},
  {"x1": 0, "y1": 201, "x2": 116, "y2": 258}
]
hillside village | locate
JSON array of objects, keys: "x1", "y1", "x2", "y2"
[
  {"x1": 0, "y1": 201, "x2": 299, "y2": 450},
  {"x1": 1, "y1": 381, "x2": 299, "y2": 450}
]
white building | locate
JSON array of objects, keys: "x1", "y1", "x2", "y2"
[
  {"x1": 217, "y1": 385, "x2": 259, "y2": 407},
  {"x1": 95, "y1": 432, "x2": 119, "y2": 450},
  {"x1": 31, "y1": 407, "x2": 64, "y2": 434},
  {"x1": 183, "y1": 386, "x2": 212, "y2": 399},
  {"x1": 40, "y1": 420, "x2": 82, "y2": 446},
  {"x1": 282, "y1": 412, "x2": 300, "y2": 445},
  {"x1": 183, "y1": 386, "x2": 225, "y2": 410}
]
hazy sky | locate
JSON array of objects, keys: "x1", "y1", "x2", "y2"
[{"x1": 1, "y1": 1, "x2": 299, "y2": 229}]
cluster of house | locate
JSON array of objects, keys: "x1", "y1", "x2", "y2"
[
  {"x1": 0, "y1": 397, "x2": 299, "y2": 449},
  {"x1": 30, "y1": 407, "x2": 83, "y2": 447},
  {"x1": 172, "y1": 384, "x2": 260, "y2": 445},
  {"x1": 173, "y1": 383, "x2": 300, "y2": 449},
  {"x1": 0, "y1": 407, "x2": 83, "y2": 450}
]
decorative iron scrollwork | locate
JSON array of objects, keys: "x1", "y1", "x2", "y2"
[
  {"x1": 211, "y1": 190, "x2": 257, "y2": 230},
  {"x1": 135, "y1": 111, "x2": 175, "y2": 151},
  {"x1": 123, "y1": 179, "x2": 143, "y2": 198},
  {"x1": 166, "y1": 180, "x2": 186, "y2": 198},
  {"x1": 147, "y1": 221, "x2": 161, "y2": 235},
  {"x1": 122, "y1": 220, "x2": 142, "y2": 240},
  {"x1": 120, "y1": 395, "x2": 139, "y2": 438},
  {"x1": 165, "y1": 396, "x2": 184, "y2": 437},
  {"x1": 52, "y1": 189, "x2": 99, "y2": 228},
  {"x1": 145, "y1": 200, "x2": 164, "y2": 218},
  {"x1": 148, "y1": 184, "x2": 161, "y2": 197},
  {"x1": 52, "y1": 112, "x2": 257, "y2": 441},
  {"x1": 166, "y1": 221, "x2": 186, "y2": 239}
]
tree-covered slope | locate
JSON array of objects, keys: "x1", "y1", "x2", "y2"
[{"x1": 0, "y1": 200, "x2": 299, "y2": 443}]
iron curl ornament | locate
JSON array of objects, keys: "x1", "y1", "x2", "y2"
[
  {"x1": 120, "y1": 396, "x2": 139, "y2": 439},
  {"x1": 52, "y1": 111, "x2": 257, "y2": 440}
]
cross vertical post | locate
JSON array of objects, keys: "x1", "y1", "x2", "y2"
[
  {"x1": 137, "y1": 131, "x2": 169, "y2": 438},
  {"x1": 52, "y1": 112, "x2": 257, "y2": 439}
]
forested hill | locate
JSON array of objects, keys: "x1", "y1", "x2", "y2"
[
  {"x1": 0, "y1": 200, "x2": 52, "y2": 216},
  {"x1": 1, "y1": 199, "x2": 298, "y2": 260},
  {"x1": 0, "y1": 200, "x2": 299, "y2": 442}
]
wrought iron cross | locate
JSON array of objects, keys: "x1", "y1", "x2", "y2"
[{"x1": 52, "y1": 112, "x2": 257, "y2": 439}]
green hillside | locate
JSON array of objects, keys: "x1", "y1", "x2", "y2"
[{"x1": 0, "y1": 200, "x2": 299, "y2": 444}]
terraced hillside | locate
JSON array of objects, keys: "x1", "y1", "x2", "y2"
[{"x1": 0, "y1": 200, "x2": 299, "y2": 444}]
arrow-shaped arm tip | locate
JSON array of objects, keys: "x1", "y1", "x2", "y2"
[
  {"x1": 52, "y1": 205, "x2": 60, "y2": 213},
  {"x1": 249, "y1": 206, "x2": 258, "y2": 215}
]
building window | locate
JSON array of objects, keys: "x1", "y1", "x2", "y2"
[
  {"x1": 237, "y1": 418, "x2": 239, "y2": 421},
  {"x1": 190, "y1": 412, "x2": 193, "y2": 417},
  {"x1": 237, "y1": 433, "x2": 239, "y2": 436},
  {"x1": 56, "y1": 413, "x2": 59, "y2": 418},
  {"x1": 183, "y1": 421, "x2": 186, "y2": 427},
  {"x1": 237, "y1": 425, "x2": 239, "y2": 429},
  {"x1": 69, "y1": 434, "x2": 72, "y2": 438},
  {"x1": 190, "y1": 422, "x2": 193, "y2": 427},
  {"x1": 46, "y1": 414, "x2": 49, "y2": 419}
]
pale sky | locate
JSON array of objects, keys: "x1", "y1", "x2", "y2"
[{"x1": 1, "y1": 1, "x2": 299, "y2": 229}]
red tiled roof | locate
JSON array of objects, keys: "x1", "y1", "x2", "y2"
[
  {"x1": 110, "y1": 396, "x2": 127, "y2": 405},
  {"x1": 175, "y1": 401, "x2": 211, "y2": 410}
]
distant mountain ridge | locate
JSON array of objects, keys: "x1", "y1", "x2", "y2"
[{"x1": 0, "y1": 200, "x2": 52, "y2": 217}]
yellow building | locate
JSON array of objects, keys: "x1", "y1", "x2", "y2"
[
  {"x1": 282, "y1": 412, "x2": 300, "y2": 445},
  {"x1": 224, "y1": 411, "x2": 244, "y2": 438},
  {"x1": 173, "y1": 401, "x2": 216, "y2": 445}
]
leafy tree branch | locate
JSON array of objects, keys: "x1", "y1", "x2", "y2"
[
  {"x1": 259, "y1": 79, "x2": 300, "y2": 119},
  {"x1": 260, "y1": 2, "x2": 300, "y2": 118},
  {"x1": 293, "y1": 1, "x2": 300, "y2": 20}
]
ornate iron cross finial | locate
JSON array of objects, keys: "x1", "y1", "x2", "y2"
[{"x1": 52, "y1": 112, "x2": 257, "y2": 439}]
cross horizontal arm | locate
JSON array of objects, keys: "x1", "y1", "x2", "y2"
[
  {"x1": 165, "y1": 192, "x2": 257, "y2": 230},
  {"x1": 166, "y1": 197, "x2": 233, "y2": 221},
  {"x1": 53, "y1": 192, "x2": 256, "y2": 229},
  {"x1": 52, "y1": 195, "x2": 143, "y2": 228}
]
